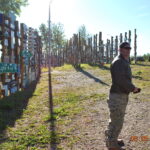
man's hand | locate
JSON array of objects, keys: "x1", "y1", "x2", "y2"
[{"x1": 133, "y1": 87, "x2": 141, "y2": 93}]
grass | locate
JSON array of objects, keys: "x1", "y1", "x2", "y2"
[
  {"x1": 0, "y1": 66, "x2": 107, "y2": 149},
  {"x1": 131, "y1": 62, "x2": 150, "y2": 88},
  {"x1": 0, "y1": 61, "x2": 149, "y2": 149}
]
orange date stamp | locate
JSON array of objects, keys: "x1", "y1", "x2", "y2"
[{"x1": 130, "y1": 136, "x2": 150, "y2": 142}]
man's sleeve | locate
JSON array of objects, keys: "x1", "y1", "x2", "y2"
[{"x1": 112, "y1": 61, "x2": 135, "y2": 93}]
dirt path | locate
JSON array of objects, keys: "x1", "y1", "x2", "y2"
[
  {"x1": 1, "y1": 65, "x2": 149, "y2": 150},
  {"x1": 52, "y1": 67, "x2": 150, "y2": 150}
]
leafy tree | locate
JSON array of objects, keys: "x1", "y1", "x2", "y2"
[
  {"x1": 39, "y1": 22, "x2": 66, "y2": 52},
  {"x1": 0, "y1": 0, "x2": 28, "y2": 16},
  {"x1": 78, "y1": 24, "x2": 90, "y2": 42},
  {"x1": 51, "y1": 23, "x2": 66, "y2": 49},
  {"x1": 143, "y1": 53, "x2": 150, "y2": 61},
  {"x1": 39, "y1": 23, "x2": 49, "y2": 51}
]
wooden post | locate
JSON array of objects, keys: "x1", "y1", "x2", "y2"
[
  {"x1": 134, "y1": 29, "x2": 137, "y2": 64},
  {"x1": 93, "y1": 35, "x2": 96, "y2": 64},
  {"x1": 120, "y1": 33, "x2": 123, "y2": 43},
  {"x1": 128, "y1": 30, "x2": 131, "y2": 44},
  {"x1": 99, "y1": 32, "x2": 103, "y2": 64},
  {"x1": 110, "y1": 36, "x2": 114, "y2": 62},
  {"x1": 78, "y1": 32, "x2": 81, "y2": 65},
  {"x1": 1, "y1": 14, "x2": 11, "y2": 96},
  {"x1": 128, "y1": 30, "x2": 131, "y2": 64},
  {"x1": 14, "y1": 21, "x2": 21, "y2": 90},
  {"x1": 90, "y1": 37, "x2": 93, "y2": 64},
  {"x1": 95, "y1": 34, "x2": 98, "y2": 64},
  {"x1": 115, "y1": 36, "x2": 118, "y2": 57},
  {"x1": 106, "y1": 39, "x2": 110, "y2": 64},
  {"x1": 101, "y1": 40, "x2": 104, "y2": 64},
  {"x1": 20, "y1": 23, "x2": 28, "y2": 89},
  {"x1": 0, "y1": 14, "x2": 5, "y2": 97},
  {"x1": 124, "y1": 32, "x2": 127, "y2": 42}
]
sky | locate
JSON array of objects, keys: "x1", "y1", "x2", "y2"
[{"x1": 17, "y1": 0, "x2": 150, "y2": 56}]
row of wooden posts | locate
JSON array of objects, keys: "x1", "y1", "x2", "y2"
[
  {"x1": 43, "y1": 29, "x2": 137, "y2": 67},
  {"x1": 0, "y1": 13, "x2": 42, "y2": 98},
  {"x1": 66, "y1": 29, "x2": 137, "y2": 65}
]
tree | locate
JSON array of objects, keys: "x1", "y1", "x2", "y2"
[
  {"x1": 78, "y1": 24, "x2": 90, "y2": 42},
  {"x1": 0, "y1": 0, "x2": 28, "y2": 16},
  {"x1": 39, "y1": 22, "x2": 66, "y2": 52},
  {"x1": 143, "y1": 53, "x2": 150, "y2": 61},
  {"x1": 39, "y1": 23, "x2": 49, "y2": 51},
  {"x1": 51, "y1": 23, "x2": 66, "y2": 49}
]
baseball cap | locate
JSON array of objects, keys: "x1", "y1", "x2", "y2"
[{"x1": 119, "y1": 42, "x2": 131, "y2": 49}]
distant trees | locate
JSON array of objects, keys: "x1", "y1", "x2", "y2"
[
  {"x1": 39, "y1": 23, "x2": 49, "y2": 51},
  {"x1": 39, "y1": 22, "x2": 66, "y2": 52},
  {"x1": 51, "y1": 23, "x2": 66, "y2": 50},
  {"x1": 78, "y1": 24, "x2": 90, "y2": 43},
  {"x1": 143, "y1": 53, "x2": 150, "y2": 61},
  {"x1": 130, "y1": 53, "x2": 150, "y2": 62},
  {"x1": 0, "y1": 0, "x2": 28, "y2": 16}
]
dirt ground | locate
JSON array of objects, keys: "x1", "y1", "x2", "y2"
[
  {"x1": 51, "y1": 66, "x2": 150, "y2": 150},
  {"x1": 1, "y1": 65, "x2": 149, "y2": 150}
]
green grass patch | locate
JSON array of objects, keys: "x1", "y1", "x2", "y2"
[
  {"x1": 131, "y1": 62, "x2": 150, "y2": 88},
  {"x1": 41, "y1": 67, "x2": 48, "y2": 73},
  {"x1": 0, "y1": 62, "x2": 149, "y2": 149},
  {"x1": 54, "y1": 64, "x2": 74, "y2": 71}
]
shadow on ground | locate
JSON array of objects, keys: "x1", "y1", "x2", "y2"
[
  {"x1": 49, "y1": 113, "x2": 58, "y2": 150},
  {"x1": 47, "y1": 72, "x2": 58, "y2": 150},
  {"x1": 132, "y1": 75, "x2": 143, "y2": 80},
  {"x1": 0, "y1": 80, "x2": 38, "y2": 143},
  {"x1": 133, "y1": 63, "x2": 150, "y2": 66},
  {"x1": 88, "y1": 63, "x2": 110, "y2": 71},
  {"x1": 73, "y1": 65, "x2": 109, "y2": 86}
]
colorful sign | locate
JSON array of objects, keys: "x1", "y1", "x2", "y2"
[
  {"x1": 0, "y1": 63, "x2": 18, "y2": 73},
  {"x1": 21, "y1": 50, "x2": 32, "y2": 58}
]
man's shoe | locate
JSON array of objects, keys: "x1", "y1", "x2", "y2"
[
  {"x1": 120, "y1": 146, "x2": 126, "y2": 150},
  {"x1": 108, "y1": 148, "x2": 119, "y2": 150},
  {"x1": 117, "y1": 139, "x2": 125, "y2": 147},
  {"x1": 108, "y1": 147, "x2": 125, "y2": 150}
]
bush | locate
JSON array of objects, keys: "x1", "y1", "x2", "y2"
[
  {"x1": 136, "y1": 56, "x2": 144, "y2": 61},
  {"x1": 143, "y1": 53, "x2": 150, "y2": 61}
]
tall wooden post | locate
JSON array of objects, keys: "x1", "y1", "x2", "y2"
[
  {"x1": 106, "y1": 39, "x2": 110, "y2": 64},
  {"x1": 93, "y1": 35, "x2": 95, "y2": 64},
  {"x1": 110, "y1": 36, "x2": 114, "y2": 62},
  {"x1": 95, "y1": 34, "x2": 98, "y2": 64},
  {"x1": 115, "y1": 36, "x2": 118, "y2": 57},
  {"x1": 134, "y1": 29, "x2": 137, "y2": 64},
  {"x1": 0, "y1": 14, "x2": 5, "y2": 97},
  {"x1": 99, "y1": 32, "x2": 103, "y2": 63},
  {"x1": 90, "y1": 37, "x2": 93, "y2": 64},
  {"x1": 14, "y1": 21, "x2": 21, "y2": 90},
  {"x1": 124, "y1": 32, "x2": 127, "y2": 41},
  {"x1": 120, "y1": 33, "x2": 123, "y2": 43},
  {"x1": 128, "y1": 30, "x2": 131, "y2": 44},
  {"x1": 78, "y1": 32, "x2": 81, "y2": 65}
]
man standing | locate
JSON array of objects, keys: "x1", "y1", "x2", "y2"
[{"x1": 105, "y1": 42, "x2": 141, "y2": 150}]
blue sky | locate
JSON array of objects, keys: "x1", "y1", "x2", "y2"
[{"x1": 18, "y1": 0, "x2": 150, "y2": 56}]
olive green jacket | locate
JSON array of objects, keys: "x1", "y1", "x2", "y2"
[{"x1": 110, "y1": 54, "x2": 135, "y2": 94}]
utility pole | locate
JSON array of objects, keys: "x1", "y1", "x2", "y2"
[{"x1": 48, "y1": 2, "x2": 53, "y2": 117}]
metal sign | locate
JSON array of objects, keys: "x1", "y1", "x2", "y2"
[{"x1": 0, "y1": 62, "x2": 18, "y2": 73}]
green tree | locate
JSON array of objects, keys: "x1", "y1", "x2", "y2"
[
  {"x1": 51, "y1": 23, "x2": 66, "y2": 49},
  {"x1": 0, "y1": 0, "x2": 28, "y2": 16},
  {"x1": 78, "y1": 24, "x2": 90, "y2": 42},
  {"x1": 39, "y1": 22, "x2": 66, "y2": 52},
  {"x1": 39, "y1": 23, "x2": 49, "y2": 51},
  {"x1": 143, "y1": 53, "x2": 150, "y2": 61}
]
